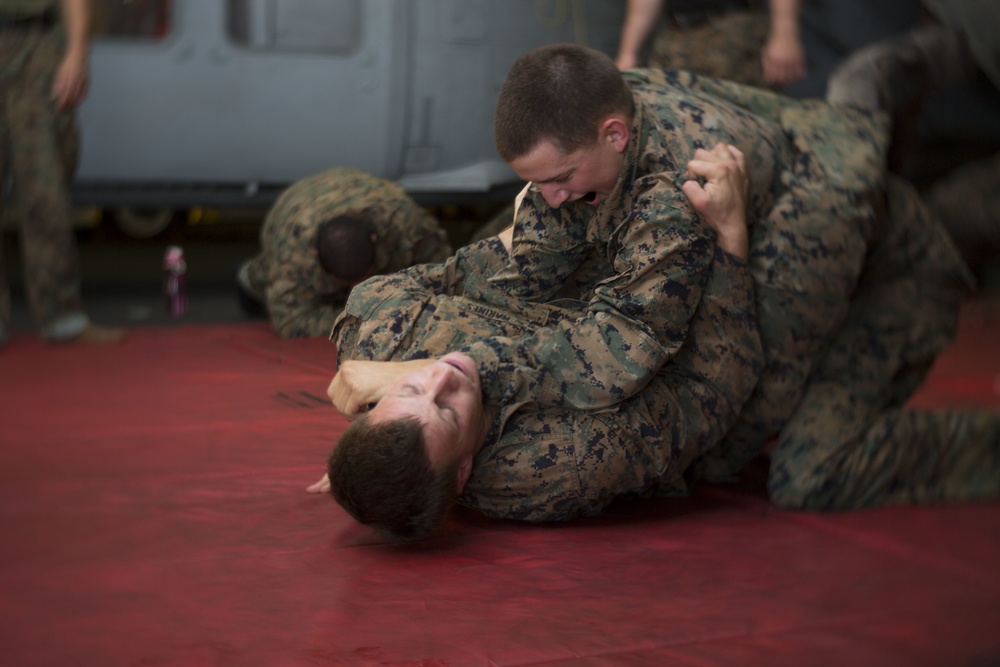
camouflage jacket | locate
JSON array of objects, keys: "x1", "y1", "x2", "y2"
[
  {"x1": 458, "y1": 71, "x2": 888, "y2": 412},
  {"x1": 259, "y1": 167, "x2": 451, "y2": 338},
  {"x1": 333, "y1": 235, "x2": 762, "y2": 520}
]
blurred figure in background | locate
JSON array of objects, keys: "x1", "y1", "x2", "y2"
[
  {"x1": 826, "y1": 0, "x2": 1000, "y2": 283},
  {"x1": 237, "y1": 167, "x2": 452, "y2": 339},
  {"x1": 771, "y1": 0, "x2": 922, "y2": 98},
  {"x1": 615, "y1": 0, "x2": 805, "y2": 87},
  {"x1": 615, "y1": 0, "x2": 774, "y2": 88},
  {"x1": 615, "y1": 0, "x2": 924, "y2": 95},
  {"x1": 0, "y1": 0, "x2": 125, "y2": 346}
]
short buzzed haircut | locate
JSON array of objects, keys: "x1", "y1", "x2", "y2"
[
  {"x1": 328, "y1": 413, "x2": 459, "y2": 543},
  {"x1": 494, "y1": 43, "x2": 634, "y2": 161},
  {"x1": 315, "y1": 214, "x2": 377, "y2": 284}
]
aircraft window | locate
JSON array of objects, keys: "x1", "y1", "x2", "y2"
[
  {"x1": 92, "y1": 0, "x2": 172, "y2": 40},
  {"x1": 227, "y1": 0, "x2": 361, "y2": 53}
]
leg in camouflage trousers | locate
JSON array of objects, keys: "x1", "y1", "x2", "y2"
[
  {"x1": 1, "y1": 26, "x2": 86, "y2": 340},
  {"x1": 768, "y1": 177, "x2": 998, "y2": 509}
]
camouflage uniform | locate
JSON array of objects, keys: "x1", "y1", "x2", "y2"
[
  {"x1": 244, "y1": 167, "x2": 451, "y2": 339},
  {"x1": 647, "y1": 0, "x2": 771, "y2": 88},
  {"x1": 334, "y1": 234, "x2": 763, "y2": 520},
  {"x1": 333, "y1": 73, "x2": 999, "y2": 519},
  {"x1": 0, "y1": 0, "x2": 88, "y2": 343}
]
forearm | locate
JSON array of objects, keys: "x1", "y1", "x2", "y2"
[
  {"x1": 632, "y1": 247, "x2": 763, "y2": 480},
  {"x1": 60, "y1": 0, "x2": 91, "y2": 61},
  {"x1": 617, "y1": 0, "x2": 667, "y2": 65},
  {"x1": 684, "y1": 247, "x2": 762, "y2": 410},
  {"x1": 767, "y1": 0, "x2": 799, "y2": 41}
]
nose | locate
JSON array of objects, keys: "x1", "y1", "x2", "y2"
[
  {"x1": 538, "y1": 184, "x2": 569, "y2": 209},
  {"x1": 425, "y1": 363, "x2": 456, "y2": 398}
]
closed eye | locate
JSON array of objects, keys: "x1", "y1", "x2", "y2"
[
  {"x1": 440, "y1": 404, "x2": 460, "y2": 425},
  {"x1": 538, "y1": 169, "x2": 574, "y2": 185}
]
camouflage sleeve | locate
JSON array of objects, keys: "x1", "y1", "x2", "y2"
[
  {"x1": 459, "y1": 183, "x2": 714, "y2": 412},
  {"x1": 669, "y1": 247, "x2": 763, "y2": 427},
  {"x1": 459, "y1": 245, "x2": 763, "y2": 522},
  {"x1": 330, "y1": 272, "x2": 443, "y2": 367},
  {"x1": 484, "y1": 192, "x2": 594, "y2": 301},
  {"x1": 331, "y1": 238, "x2": 513, "y2": 367},
  {"x1": 266, "y1": 272, "x2": 346, "y2": 339}
]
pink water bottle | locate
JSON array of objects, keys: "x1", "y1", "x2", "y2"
[{"x1": 163, "y1": 245, "x2": 188, "y2": 317}]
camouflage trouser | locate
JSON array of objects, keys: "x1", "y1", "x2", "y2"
[
  {"x1": 767, "y1": 177, "x2": 998, "y2": 509},
  {"x1": 0, "y1": 25, "x2": 86, "y2": 340},
  {"x1": 650, "y1": 9, "x2": 772, "y2": 89}
]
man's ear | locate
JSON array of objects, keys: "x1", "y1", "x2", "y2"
[{"x1": 600, "y1": 116, "x2": 629, "y2": 154}]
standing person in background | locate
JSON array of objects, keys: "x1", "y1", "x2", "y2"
[
  {"x1": 615, "y1": 0, "x2": 805, "y2": 87},
  {"x1": 0, "y1": 0, "x2": 125, "y2": 346},
  {"x1": 765, "y1": 0, "x2": 922, "y2": 98},
  {"x1": 759, "y1": 0, "x2": 805, "y2": 86},
  {"x1": 615, "y1": 0, "x2": 774, "y2": 88},
  {"x1": 236, "y1": 167, "x2": 452, "y2": 339},
  {"x1": 615, "y1": 0, "x2": 922, "y2": 96}
]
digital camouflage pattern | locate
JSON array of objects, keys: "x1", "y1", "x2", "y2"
[
  {"x1": 333, "y1": 235, "x2": 763, "y2": 520},
  {"x1": 244, "y1": 167, "x2": 452, "y2": 338},
  {"x1": 649, "y1": 4, "x2": 772, "y2": 88},
  {"x1": 0, "y1": 12, "x2": 86, "y2": 340},
  {"x1": 765, "y1": 175, "x2": 998, "y2": 508},
  {"x1": 460, "y1": 70, "x2": 888, "y2": 413},
  {"x1": 331, "y1": 72, "x2": 999, "y2": 519}
]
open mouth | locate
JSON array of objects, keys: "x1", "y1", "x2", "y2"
[{"x1": 582, "y1": 191, "x2": 598, "y2": 203}]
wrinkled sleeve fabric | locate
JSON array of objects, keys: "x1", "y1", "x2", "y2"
[{"x1": 458, "y1": 178, "x2": 714, "y2": 411}]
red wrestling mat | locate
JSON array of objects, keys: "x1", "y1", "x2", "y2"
[{"x1": 1, "y1": 309, "x2": 998, "y2": 667}]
